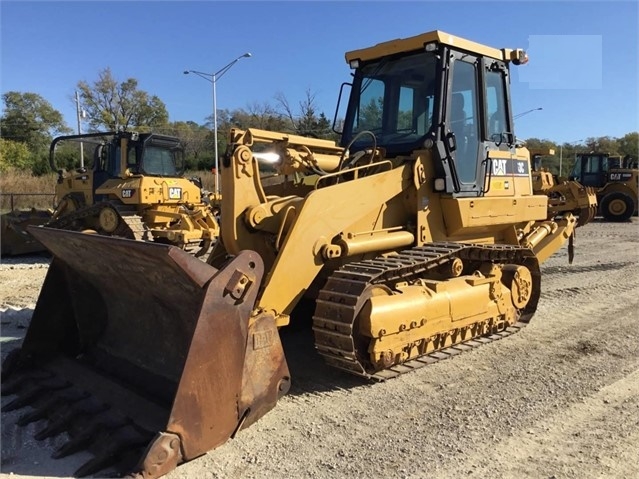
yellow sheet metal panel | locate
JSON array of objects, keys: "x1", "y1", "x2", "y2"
[
  {"x1": 345, "y1": 30, "x2": 508, "y2": 64},
  {"x1": 441, "y1": 195, "x2": 548, "y2": 235}
]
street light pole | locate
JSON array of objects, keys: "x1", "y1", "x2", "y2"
[
  {"x1": 184, "y1": 52, "x2": 252, "y2": 196},
  {"x1": 513, "y1": 107, "x2": 543, "y2": 120},
  {"x1": 74, "y1": 91, "x2": 85, "y2": 168},
  {"x1": 212, "y1": 75, "x2": 218, "y2": 193}
]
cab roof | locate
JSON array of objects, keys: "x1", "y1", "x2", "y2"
[{"x1": 345, "y1": 30, "x2": 520, "y2": 64}]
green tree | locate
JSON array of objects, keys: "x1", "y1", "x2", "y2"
[
  {"x1": 0, "y1": 138, "x2": 31, "y2": 172},
  {"x1": 164, "y1": 121, "x2": 214, "y2": 170},
  {"x1": 359, "y1": 97, "x2": 384, "y2": 133},
  {"x1": 212, "y1": 104, "x2": 290, "y2": 166},
  {"x1": 275, "y1": 89, "x2": 336, "y2": 139},
  {"x1": 617, "y1": 132, "x2": 638, "y2": 160},
  {"x1": 522, "y1": 138, "x2": 560, "y2": 173},
  {"x1": 584, "y1": 136, "x2": 618, "y2": 155},
  {"x1": 0, "y1": 91, "x2": 71, "y2": 154},
  {"x1": 77, "y1": 68, "x2": 169, "y2": 131}
]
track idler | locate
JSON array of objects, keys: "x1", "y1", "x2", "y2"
[{"x1": 1, "y1": 227, "x2": 290, "y2": 478}]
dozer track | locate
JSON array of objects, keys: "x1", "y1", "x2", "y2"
[
  {"x1": 46, "y1": 201, "x2": 150, "y2": 241},
  {"x1": 116, "y1": 206, "x2": 151, "y2": 241},
  {"x1": 313, "y1": 242, "x2": 541, "y2": 380}
]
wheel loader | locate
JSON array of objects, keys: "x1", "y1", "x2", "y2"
[
  {"x1": 0, "y1": 131, "x2": 219, "y2": 257},
  {"x1": 568, "y1": 151, "x2": 638, "y2": 221},
  {"x1": 2, "y1": 31, "x2": 597, "y2": 478}
]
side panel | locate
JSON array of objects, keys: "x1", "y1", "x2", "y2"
[
  {"x1": 95, "y1": 177, "x2": 202, "y2": 205},
  {"x1": 440, "y1": 195, "x2": 548, "y2": 236},
  {"x1": 56, "y1": 170, "x2": 94, "y2": 206},
  {"x1": 483, "y1": 150, "x2": 533, "y2": 197}
]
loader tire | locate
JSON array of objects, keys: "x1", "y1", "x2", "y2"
[{"x1": 601, "y1": 192, "x2": 634, "y2": 222}]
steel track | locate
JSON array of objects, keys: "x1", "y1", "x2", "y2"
[
  {"x1": 312, "y1": 242, "x2": 540, "y2": 380},
  {"x1": 46, "y1": 201, "x2": 150, "y2": 240}
]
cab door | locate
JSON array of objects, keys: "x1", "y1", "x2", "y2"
[{"x1": 445, "y1": 51, "x2": 482, "y2": 196}]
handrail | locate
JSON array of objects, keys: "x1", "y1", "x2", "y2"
[{"x1": 314, "y1": 160, "x2": 393, "y2": 190}]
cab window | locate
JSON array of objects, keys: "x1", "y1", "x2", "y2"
[
  {"x1": 142, "y1": 146, "x2": 177, "y2": 176},
  {"x1": 354, "y1": 78, "x2": 384, "y2": 133},
  {"x1": 450, "y1": 59, "x2": 479, "y2": 183},
  {"x1": 485, "y1": 70, "x2": 508, "y2": 141}
]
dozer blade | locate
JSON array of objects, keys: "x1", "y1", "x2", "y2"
[
  {"x1": 547, "y1": 182, "x2": 598, "y2": 227},
  {"x1": 576, "y1": 186, "x2": 598, "y2": 227},
  {"x1": 2, "y1": 227, "x2": 290, "y2": 478}
]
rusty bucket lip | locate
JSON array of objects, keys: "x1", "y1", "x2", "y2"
[{"x1": 26, "y1": 225, "x2": 217, "y2": 287}]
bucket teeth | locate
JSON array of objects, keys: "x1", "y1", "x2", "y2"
[
  {"x1": 3, "y1": 384, "x2": 44, "y2": 412},
  {"x1": 74, "y1": 424, "x2": 153, "y2": 477},
  {"x1": 3, "y1": 376, "x2": 71, "y2": 412},
  {"x1": 17, "y1": 387, "x2": 89, "y2": 426},
  {"x1": 53, "y1": 414, "x2": 128, "y2": 459},
  {"x1": 34, "y1": 396, "x2": 108, "y2": 440},
  {"x1": 1, "y1": 369, "x2": 54, "y2": 396},
  {"x1": 34, "y1": 414, "x2": 74, "y2": 440}
]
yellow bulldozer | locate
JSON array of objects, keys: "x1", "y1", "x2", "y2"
[
  {"x1": 0, "y1": 131, "x2": 219, "y2": 257},
  {"x1": 2, "y1": 31, "x2": 597, "y2": 478}
]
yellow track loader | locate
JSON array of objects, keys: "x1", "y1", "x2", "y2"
[{"x1": 2, "y1": 31, "x2": 597, "y2": 478}]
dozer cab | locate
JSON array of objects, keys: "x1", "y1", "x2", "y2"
[
  {"x1": 0, "y1": 131, "x2": 219, "y2": 257},
  {"x1": 2, "y1": 31, "x2": 597, "y2": 478},
  {"x1": 568, "y1": 151, "x2": 638, "y2": 221}
]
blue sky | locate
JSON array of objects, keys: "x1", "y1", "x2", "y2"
[{"x1": 1, "y1": 1, "x2": 637, "y2": 144}]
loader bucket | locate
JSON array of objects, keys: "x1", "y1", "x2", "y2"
[
  {"x1": 2, "y1": 227, "x2": 290, "y2": 478},
  {"x1": 0, "y1": 210, "x2": 50, "y2": 256}
]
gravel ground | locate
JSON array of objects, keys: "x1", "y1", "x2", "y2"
[{"x1": 1, "y1": 218, "x2": 638, "y2": 479}]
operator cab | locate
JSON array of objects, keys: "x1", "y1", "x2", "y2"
[
  {"x1": 570, "y1": 152, "x2": 610, "y2": 188},
  {"x1": 340, "y1": 31, "x2": 525, "y2": 198},
  {"x1": 95, "y1": 132, "x2": 184, "y2": 179}
]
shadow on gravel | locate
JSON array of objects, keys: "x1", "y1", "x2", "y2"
[
  {"x1": 0, "y1": 307, "x2": 31, "y2": 361},
  {"x1": 0, "y1": 252, "x2": 52, "y2": 266},
  {"x1": 280, "y1": 327, "x2": 368, "y2": 397},
  {"x1": 280, "y1": 300, "x2": 370, "y2": 397}
]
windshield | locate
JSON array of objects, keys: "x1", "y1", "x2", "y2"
[
  {"x1": 141, "y1": 146, "x2": 179, "y2": 176},
  {"x1": 135, "y1": 136, "x2": 184, "y2": 177},
  {"x1": 342, "y1": 51, "x2": 438, "y2": 156}
]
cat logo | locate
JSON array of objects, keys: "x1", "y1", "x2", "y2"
[
  {"x1": 121, "y1": 189, "x2": 135, "y2": 199},
  {"x1": 168, "y1": 187, "x2": 182, "y2": 200},
  {"x1": 610, "y1": 173, "x2": 622, "y2": 181},
  {"x1": 492, "y1": 159, "x2": 507, "y2": 176}
]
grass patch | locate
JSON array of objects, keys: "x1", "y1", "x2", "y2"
[{"x1": 0, "y1": 170, "x2": 57, "y2": 211}]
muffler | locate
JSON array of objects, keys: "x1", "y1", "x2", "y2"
[{"x1": 1, "y1": 227, "x2": 290, "y2": 478}]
